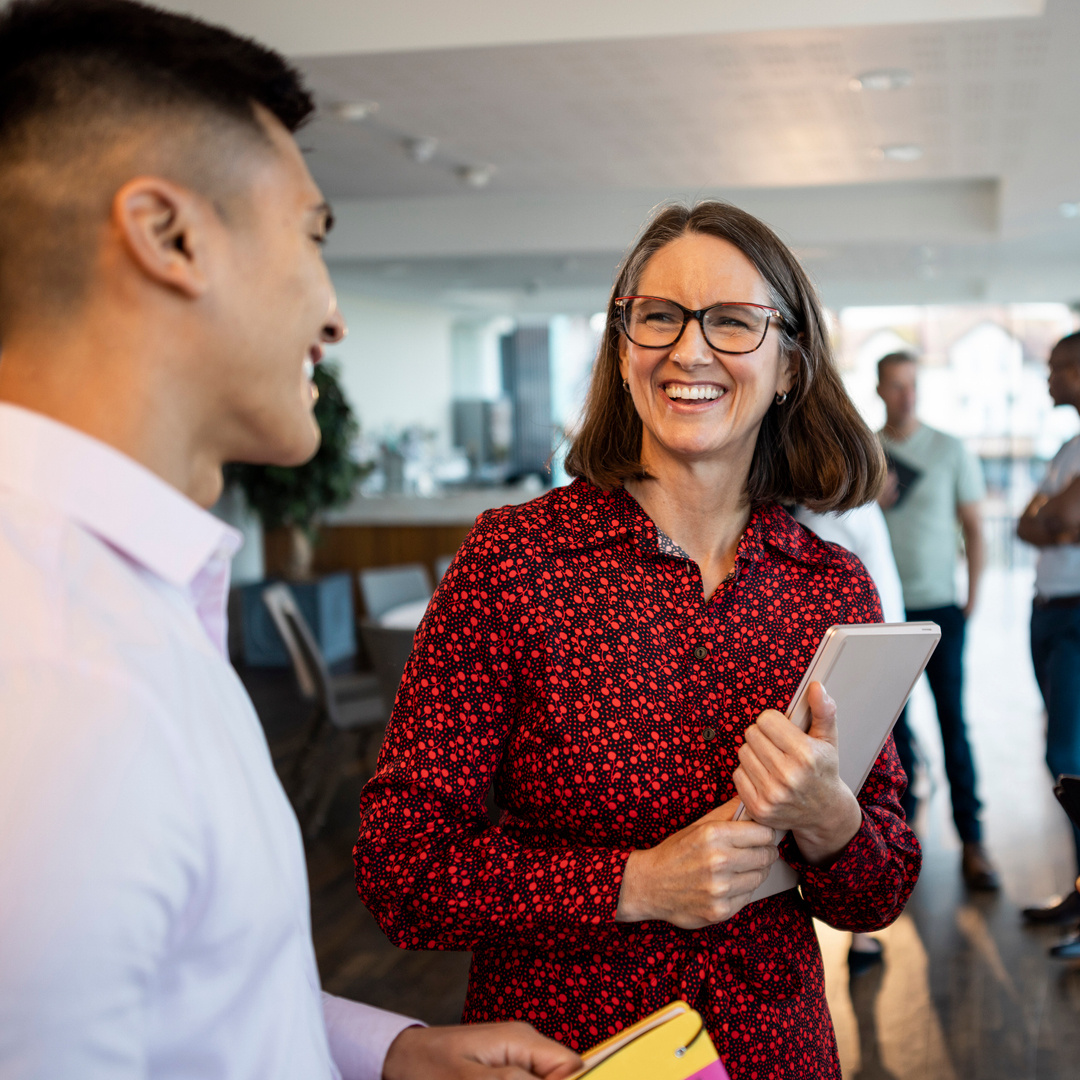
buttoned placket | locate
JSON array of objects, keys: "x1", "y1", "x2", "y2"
[{"x1": 653, "y1": 536, "x2": 746, "y2": 749}]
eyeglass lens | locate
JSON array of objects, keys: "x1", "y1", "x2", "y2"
[{"x1": 622, "y1": 298, "x2": 772, "y2": 354}]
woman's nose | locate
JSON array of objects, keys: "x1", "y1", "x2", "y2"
[{"x1": 672, "y1": 317, "x2": 712, "y2": 364}]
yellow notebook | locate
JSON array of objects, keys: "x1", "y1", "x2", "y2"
[{"x1": 566, "y1": 1000, "x2": 731, "y2": 1080}]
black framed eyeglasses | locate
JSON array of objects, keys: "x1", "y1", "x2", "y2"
[{"x1": 614, "y1": 295, "x2": 782, "y2": 355}]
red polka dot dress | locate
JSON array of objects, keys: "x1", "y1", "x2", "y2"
[{"x1": 354, "y1": 479, "x2": 920, "y2": 1080}]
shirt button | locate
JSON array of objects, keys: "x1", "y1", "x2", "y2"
[
  {"x1": 702, "y1": 727, "x2": 716, "y2": 742},
  {"x1": 693, "y1": 645, "x2": 707, "y2": 660}
]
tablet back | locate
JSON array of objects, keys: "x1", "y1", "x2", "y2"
[{"x1": 748, "y1": 621, "x2": 940, "y2": 902}]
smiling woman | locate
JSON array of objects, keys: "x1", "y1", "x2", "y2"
[{"x1": 354, "y1": 200, "x2": 917, "y2": 1080}]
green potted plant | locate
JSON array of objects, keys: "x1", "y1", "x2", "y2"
[{"x1": 225, "y1": 361, "x2": 364, "y2": 579}]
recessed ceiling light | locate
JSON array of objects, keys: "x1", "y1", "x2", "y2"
[
  {"x1": 457, "y1": 164, "x2": 496, "y2": 188},
  {"x1": 404, "y1": 136, "x2": 439, "y2": 163},
  {"x1": 850, "y1": 69, "x2": 913, "y2": 92},
  {"x1": 874, "y1": 143, "x2": 924, "y2": 163},
  {"x1": 331, "y1": 100, "x2": 378, "y2": 122},
  {"x1": 1060, "y1": 202, "x2": 1080, "y2": 219}
]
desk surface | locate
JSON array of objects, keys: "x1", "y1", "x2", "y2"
[{"x1": 323, "y1": 487, "x2": 541, "y2": 527}]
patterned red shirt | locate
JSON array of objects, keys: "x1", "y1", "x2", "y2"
[{"x1": 354, "y1": 479, "x2": 920, "y2": 1080}]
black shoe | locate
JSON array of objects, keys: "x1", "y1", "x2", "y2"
[
  {"x1": 961, "y1": 842, "x2": 1000, "y2": 891},
  {"x1": 1022, "y1": 889, "x2": 1080, "y2": 926},
  {"x1": 1048, "y1": 931, "x2": 1080, "y2": 960},
  {"x1": 847, "y1": 939, "x2": 884, "y2": 977}
]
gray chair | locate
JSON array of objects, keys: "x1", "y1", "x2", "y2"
[
  {"x1": 358, "y1": 563, "x2": 432, "y2": 620},
  {"x1": 262, "y1": 583, "x2": 386, "y2": 838},
  {"x1": 359, "y1": 620, "x2": 417, "y2": 719}
]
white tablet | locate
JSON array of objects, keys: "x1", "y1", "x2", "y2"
[{"x1": 740, "y1": 621, "x2": 941, "y2": 901}]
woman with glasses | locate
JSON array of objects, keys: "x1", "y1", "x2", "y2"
[{"x1": 354, "y1": 202, "x2": 919, "y2": 1080}]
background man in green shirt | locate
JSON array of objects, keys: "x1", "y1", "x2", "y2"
[{"x1": 877, "y1": 352, "x2": 998, "y2": 891}]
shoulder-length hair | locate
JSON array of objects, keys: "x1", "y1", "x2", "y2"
[{"x1": 564, "y1": 201, "x2": 885, "y2": 512}]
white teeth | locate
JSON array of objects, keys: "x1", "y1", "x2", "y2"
[
  {"x1": 665, "y1": 384, "x2": 722, "y2": 401},
  {"x1": 302, "y1": 358, "x2": 315, "y2": 381}
]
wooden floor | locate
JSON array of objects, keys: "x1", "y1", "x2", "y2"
[{"x1": 240, "y1": 566, "x2": 1080, "y2": 1079}]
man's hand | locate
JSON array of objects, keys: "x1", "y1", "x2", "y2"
[
  {"x1": 877, "y1": 469, "x2": 900, "y2": 510},
  {"x1": 383, "y1": 1023, "x2": 583, "y2": 1080},
  {"x1": 1018, "y1": 481, "x2": 1080, "y2": 548},
  {"x1": 733, "y1": 682, "x2": 862, "y2": 866}
]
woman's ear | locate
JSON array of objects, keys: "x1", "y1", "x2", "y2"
[
  {"x1": 777, "y1": 341, "x2": 802, "y2": 397},
  {"x1": 111, "y1": 176, "x2": 210, "y2": 299},
  {"x1": 618, "y1": 335, "x2": 630, "y2": 383}
]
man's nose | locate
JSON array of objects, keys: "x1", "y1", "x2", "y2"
[{"x1": 321, "y1": 300, "x2": 347, "y2": 344}]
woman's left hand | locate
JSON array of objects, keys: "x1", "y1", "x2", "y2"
[{"x1": 733, "y1": 681, "x2": 863, "y2": 866}]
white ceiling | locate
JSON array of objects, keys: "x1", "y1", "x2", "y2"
[{"x1": 25, "y1": 0, "x2": 1080, "y2": 313}]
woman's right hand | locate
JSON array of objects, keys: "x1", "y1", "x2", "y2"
[{"x1": 614, "y1": 797, "x2": 779, "y2": 929}]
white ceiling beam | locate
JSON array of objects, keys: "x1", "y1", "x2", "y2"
[
  {"x1": 323, "y1": 180, "x2": 999, "y2": 263},
  {"x1": 144, "y1": 0, "x2": 1044, "y2": 58}
]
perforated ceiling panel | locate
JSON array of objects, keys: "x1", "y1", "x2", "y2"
[{"x1": 298, "y1": 15, "x2": 1056, "y2": 200}]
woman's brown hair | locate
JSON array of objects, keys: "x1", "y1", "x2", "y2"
[{"x1": 564, "y1": 201, "x2": 885, "y2": 512}]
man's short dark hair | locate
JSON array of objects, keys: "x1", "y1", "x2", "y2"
[
  {"x1": 877, "y1": 351, "x2": 918, "y2": 383},
  {"x1": 1053, "y1": 331, "x2": 1080, "y2": 360},
  {"x1": 0, "y1": 0, "x2": 315, "y2": 334}
]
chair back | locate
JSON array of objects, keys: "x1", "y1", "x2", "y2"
[
  {"x1": 358, "y1": 563, "x2": 432, "y2": 620},
  {"x1": 262, "y1": 583, "x2": 332, "y2": 708},
  {"x1": 359, "y1": 621, "x2": 417, "y2": 715}
]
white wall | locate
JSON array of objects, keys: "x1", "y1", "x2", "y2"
[{"x1": 326, "y1": 284, "x2": 457, "y2": 451}]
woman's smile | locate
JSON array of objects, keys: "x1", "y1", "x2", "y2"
[{"x1": 661, "y1": 381, "x2": 727, "y2": 404}]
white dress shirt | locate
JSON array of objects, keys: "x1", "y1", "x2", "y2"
[
  {"x1": 793, "y1": 503, "x2": 907, "y2": 623},
  {"x1": 1034, "y1": 433, "x2": 1080, "y2": 598},
  {"x1": 0, "y1": 404, "x2": 415, "y2": 1079}
]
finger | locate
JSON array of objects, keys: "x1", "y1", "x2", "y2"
[
  {"x1": 543, "y1": 1063, "x2": 585, "y2": 1080},
  {"x1": 752, "y1": 710, "x2": 813, "y2": 756},
  {"x1": 737, "y1": 735, "x2": 797, "y2": 795},
  {"x1": 494, "y1": 1029, "x2": 583, "y2": 1076},
  {"x1": 742, "y1": 718, "x2": 801, "y2": 768},
  {"x1": 806, "y1": 682, "x2": 837, "y2": 745},
  {"x1": 733, "y1": 759, "x2": 786, "y2": 824},
  {"x1": 465, "y1": 1024, "x2": 583, "y2": 1075}
]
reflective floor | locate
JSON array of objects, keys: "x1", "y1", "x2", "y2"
[
  {"x1": 247, "y1": 565, "x2": 1080, "y2": 1079},
  {"x1": 819, "y1": 566, "x2": 1080, "y2": 1079}
]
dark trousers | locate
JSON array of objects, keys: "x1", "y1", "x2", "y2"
[
  {"x1": 1030, "y1": 603, "x2": 1080, "y2": 874},
  {"x1": 891, "y1": 604, "x2": 983, "y2": 843}
]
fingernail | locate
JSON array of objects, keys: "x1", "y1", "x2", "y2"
[{"x1": 823, "y1": 689, "x2": 835, "y2": 707}]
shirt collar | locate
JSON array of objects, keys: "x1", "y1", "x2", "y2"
[
  {"x1": 564, "y1": 478, "x2": 835, "y2": 567},
  {"x1": 0, "y1": 403, "x2": 241, "y2": 588}
]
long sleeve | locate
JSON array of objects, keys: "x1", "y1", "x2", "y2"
[
  {"x1": 321, "y1": 994, "x2": 420, "y2": 1080},
  {"x1": 354, "y1": 524, "x2": 633, "y2": 952},
  {"x1": 782, "y1": 734, "x2": 921, "y2": 931}
]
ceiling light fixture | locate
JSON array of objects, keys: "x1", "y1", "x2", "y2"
[
  {"x1": 457, "y1": 164, "x2": 496, "y2": 188},
  {"x1": 875, "y1": 143, "x2": 924, "y2": 163},
  {"x1": 850, "y1": 69, "x2": 913, "y2": 92},
  {"x1": 1060, "y1": 202, "x2": 1080, "y2": 219},
  {"x1": 404, "y1": 136, "x2": 439, "y2": 163},
  {"x1": 331, "y1": 100, "x2": 379, "y2": 122}
]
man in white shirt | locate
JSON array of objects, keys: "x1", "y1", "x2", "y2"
[
  {"x1": 0, "y1": 2, "x2": 584, "y2": 1078},
  {"x1": 1017, "y1": 332, "x2": 1080, "y2": 959}
]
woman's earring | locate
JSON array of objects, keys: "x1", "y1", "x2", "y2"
[
  {"x1": 622, "y1": 378, "x2": 631, "y2": 393},
  {"x1": 774, "y1": 389, "x2": 789, "y2": 405}
]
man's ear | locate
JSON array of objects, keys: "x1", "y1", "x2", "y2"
[{"x1": 111, "y1": 177, "x2": 211, "y2": 299}]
